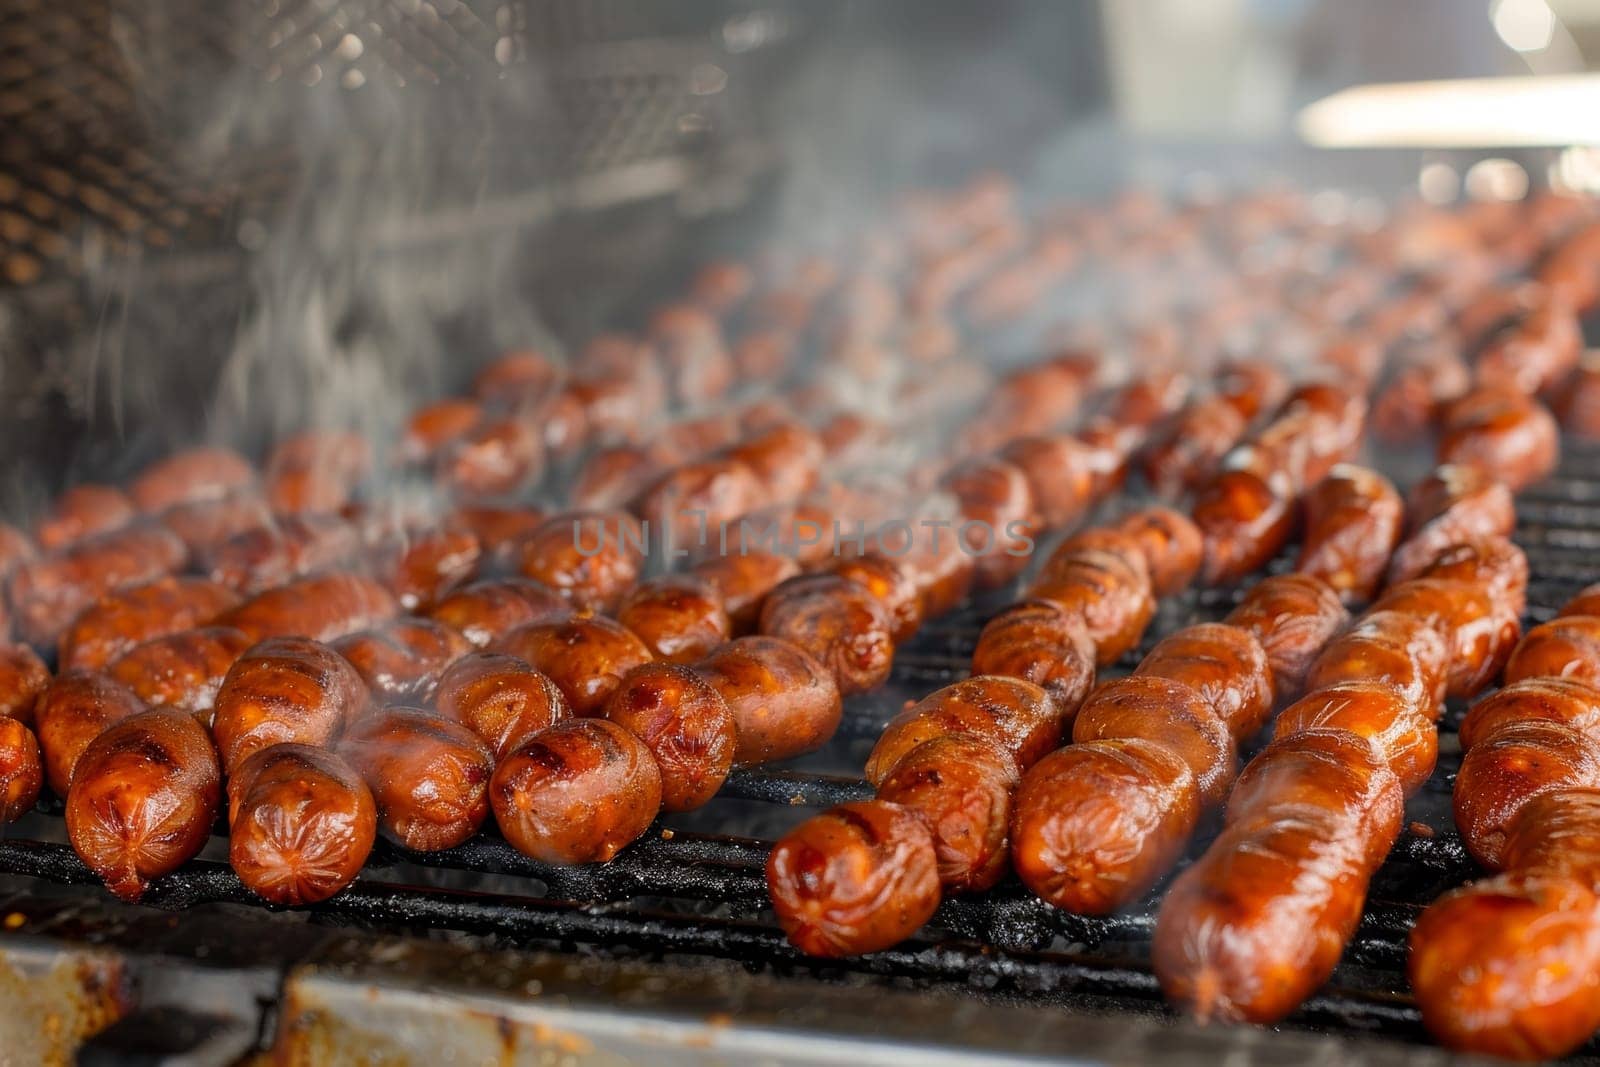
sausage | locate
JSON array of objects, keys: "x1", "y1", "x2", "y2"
[
  {"x1": 491, "y1": 718, "x2": 662, "y2": 863},
  {"x1": 696, "y1": 636, "x2": 842, "y2": 765},
  {"x1": 1108, "y1": 369, "x2": 1190, "y2": 431},
  {"x1": 1418, "y1": 538, "x2": 1528, "y2": 613},
  {"x1": 517, "y1": 511, "x2": 645, "y2": 613},
  {"x1": 1028, "y1": 543, "x2": 1154, "y2": 667},
  {"x1": 1387, "y1": 465, "x2": 1516, "y2": 586},
  {"x1": 0, "y1": 644, "x2": 50, "y2": 723},
  {"x1": 1225, "y1": 573, "x2": 1350, "y2": 701},
  {"x1": 634, "y1": 458, "x2": 765, "y2": 554},
  {"x1": 1116, "y1": 508, "x2": 1203, "y2": 598},
  {"x1": 0, "y1": 717, "x2": 42, "y2": 821},
  {"x1": 202, "y1": 514, "x2": 360, "y2": 594},
  {"x1": 58, "y1": 576, "x2": 240, "y2": 672},
  {"x1": 36, "y1": 485, "x2": 135, "y2": 551},
  {"x1": 227, "y1": 744, "x2": 377, "y2": 905},
  {"x1": 1475, "y1": 292, "x2": 1583, "y2": 396},
  {"x1": 999, "y1": 435, "x2": 1095, "y2": 530},
  {"x1": 1134, "y1": 623, "x2": 1273, "y2": 738},
  {"x1": 8, "y1": 524, "x2": 188, "y2": 647},
  {"x1": 210, "y1": 636, "x2": 368, "y2": 774},
  {"x1": 828, "y1": 555, "x2": 922, "y2": 644},
  {"x1": 425, "y1": 578, "x2": 571, "y2": 649},
  {"x1": 875, "y1": 735, "x2": 1019, "y2": 892},
  {"x1": 1303, "y1": 610, "x2": 1450, "y2": 720},
  {"x1": 1075, "y1": 416, "x2": 1138, "y2": 497},
  {"x1": 758, "y1": 574, "x2": 895, "y2": 696},
  {"x1": 433, "y1": 651, "x2": 568, "y2": 759},
  {"x1": 400, "y1": 398, "x2": 482, "y2": 464},
  {"x1": 1073, "y1": 676, "x2": 1235, "y2": 807},
  {"x1": 331, "y1": 618, "x2": 471, "y2": 704},
  {"x1": 615, "y1": 575, "x2": 731, "y2": 664},
  {"x1": 130, "y1": 447, "x2": 257, "y2": 513},
  {"x1": 692, "y1": 550, "x2": 801, "y2": 633},
  {"x1": 876, "y1": 516, "x2": 977, "y2": 619},
  {"x1": 374, "y1": 527, "x2": 481, "y2": 611},
  {"x1": 940, "y1": 458, "x2": 1036, "y2": 589},
  {"x1": 602, "y1": 662, "x2": 735, "y2": 811},
  {"x1": 1215, "y1": 359, "x2": 1289, "y2": 423},
  {"x1": 159, "y1": 494, "x2": 274, "y2": 556},
  {"x1": 1437, "y1": 388, "x2": 1559, "y2": 492},
  {"x1": 445, "y1": 505, "x2": 545, "y2": 568},
  {"x1": 1563, "y1": 581, "x2": 1600, "y2": 618},
  {"x1": 572, "y1": 445, "x2": 665, "y2": 511},
  {"x1": 218, "y1": 573, "x2": 398, "y2": 643},
  {"x1": 472, "y1": 349, "x2": 557, "y2": 403},
  {"x1": 1138, "y1": 397, "x2": 1247, "y2": 500},
  {"x1": 1152, "y1": 729, "x2": 1403, "y2": 1023},
  {"x1": 1279, "y1": 381, "x2": 1367, "y2": 479},
  {"x1": 724, "y1": 422, "x2": 824, "y2": 504},
  {"x1": 33, "y1": 671, "x2": 145, "y2": 795},
  {"x1": 265, "y1": 431, "x2": 371, "y2": 515},
  {"x1": 1191, "y1": 464, "x2": 1295, "y2": 587},
  {"x1": 339, "y1": 706, "x2": 493, "y2": 852},
  {"x1": 1504, "y1": 616, "x2": 1600, "y2": 687},
  {"x1": 650, "y1": 304, "x2": 734, "y2": 405},
  {"x1": 490, "y1": 615, "x2": 653, "y2": 717},
  {"x1": 970, "y1": 600, "x2": 1096, "y2": 718},
  {"x1": 1560, "y1": 352, "x2": 1600, "y2": 440},
  {"x1": 1270, "y1": 681, "x2": 1438, "y2": 793},
  {"x1": 65, "y1": 709, "x2": 221, "y2": 901},
  {"x1": 1369, "y1": 577, "x2": 1520, "y2": 699},
  {"x1": 1296, "y1": 464, "x2": 1403, "y2": 604},
  {"x1": 105, "y1": 626, "x2": 253, "y2": 724},
  {"x1": 866, "y1": 676, "x2": 1058, "y2": 787},
  {"x1": 766, "y1": 799, "x2": 941, "y2": 956},
  {"x1": 438, "y1": 416, "x2": 544, "y2": 499}
]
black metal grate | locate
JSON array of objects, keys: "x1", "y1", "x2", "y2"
[{"x1": 4, "y1": 443, "x2": 1600, "y2": 1060}]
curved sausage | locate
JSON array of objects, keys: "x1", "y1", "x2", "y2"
[
  {"x1": 1191, "y1": 465, "x2": 1295, "y2": 587},
  {"x1": 828, "y1": 555, "x2": 922, "y2": 645},
  {"x1": 999, "y1": 435, "x2": 1094, "y2": 530},
  {"x1": 1369, "y1": 577, "x2": 1520, "y2": 699},
  {"x1": 876, "y1": 735, "x2": 1019, "y2": 892},
  {"x1": 36, "y1": 485, "x2": 134, "y2": 551},
  {"x1": 432, "y1": 651, "x2": 569, "y2": 759},
  {"x1": 491, "y1": 718, "x2": 662, "y2": 864},
  {"x1": 970, "y1": 600, "x2": 1096, "y2": 718},
  {"x1": 1134, "y1": 623, "x2": 1273, "y2": 738},
  {"x1": 866, "y1": 676, "x2": 1058, "y2": 786},
  {"x1": 425, "y1": 578, "x2": 571, "y2": 649},
  {"x1": 1073, "y1": 676, "x2": 1235, "y2": 807},
  {"x1": 692, "y1": 550, "x2": 801, "y2": 634},
  {"x1": 201, "y1": 514, "x2": 359, "y2": 595},
  {"x1": 159, "y1": 495, "x2": 274, "y2": 557},
  {"x1": 0, "y1": 644, "x2": 50, "y2": 724},
  {"x1": 634, "y1": 458, "x2": 764, "y2": 552},
  {"x1": 517, "y1": 511, "x2": 646, "y2": 614},
  {"x1": 210, "y1": 637, "x2": 368, "y2": 774},
  {"x1": 1504, "y1": 615, "x2": 1600, "y2": 687},
  {"x1": 490, "y1": 615, "x2": 653, "y2": 717},
  {"x1": 1296, "y1": 464, "x2": 1403, "y2": 604},
  {"x1": 1437, "y1": 389, "x2": 1559, "y2": 492},
  {"x1": 602, "y1": 662, "x2": 735, "y2": 812},
  {"x1": 696, "y1": 636, "x2": 842, "y2": 765},
  {"x1": 0, "y1": 718, "x2": 42, "y2": 821},
  {"x1": 375, "y1": 527, "x2": 481, "y2": 612},
  {"x1": 265, "y1": 431, "x2": 371, "y2": 514},
  {"x1": 1419, "y1": 538, "x2": 1528, "y2": 613},
  {"x1": 130, "y1": 447, "x2": 257, "y2": 514},
  {"x1": 615, "y1": 575, "x2": 730, "y2": 664},
  {"x1": 218, "y1": 573, "x2": 398, "y2": 643},
  {"x1": 1215, "y1": 359, "x2": 1289, "y2": 423},
  {"x1": 339, "y1": 706, "x2": 493, "y2": 852},
  {"x1": 445, "y1": 506, "x2": 545, "y2": 569},
  {"x1": 1304, "y1": 610, "x2": 1450, "y2": 720},
  {"x1": 106, "y1": 626, "x2": 253, "y2": 723},
  {"x1": 1029, "y1": 543, "x2": 1155, "y2": 667},
  {"x1": 1138, "y1": 396, "x2": 1247, "y2": 500},
  {"x1": 439, "y1": 416, "x2": 544, "y2": 499},
  {"x1": 1475, "y1": 292, "x2": 1583, "y2": 396},
  {"x1": 1270, "y1": 682, "x2": 1438, "y2": 794},
  {"x1": 58, "y1": 576, "x2": 240, "y2": 672},
  {"x1": 876, "y1": 516, "x2": 977, "y2": 619},
  {"x1": 34, "y1": 671, "x2": 145, "y2": 795},
  {"x1": 940, "y1": 458, "x2": 1036, "y2": 589},
  {"x1": 724, "y1": 422, "x2": 824, "y2": 505},
  {"x1": 766, "y1": 799, "x2": 940, "y2": 956},
  {"x1": 1388, "y1": 465, "x2": 1517, "y2": 586},
  {"x1": 227, "y1": 744, "x2": 377, "y2": 905},
  {"x1": 8, "y1": 524, "x2": 188, "y2": 647},
  {"x1": 758, "y1": 574, "x2": 895, "y2": 696},
  {"x1": 400, "y1": 398, "x2": 482, "y2": 465},
  {"x1": 331, "y1": 618, "x2": 472, "y2": 704},
  {"x1": 1117, "y1": 508, "x2": 1203, "y2": 598},
  {"x1": 66, "y1": 709, "x2": 221, "y2": 901},
  {"x1": 1225, "y1": 574, "x2": 1350, "y2": 701}
]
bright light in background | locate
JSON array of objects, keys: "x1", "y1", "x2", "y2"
[
  {"x1": 1465, "y1": 157, "x2": 1530, "y2": 200},
  {"x1": 1492, "y1": 0, "x2": 1557, "y2": 52},
  {"x1": 1551, "y1": 146, "x2": 1600, "y2": 193},
  {"x1": 1298, "y1": 74, "x2": 1600, "y2": 147},
  {"x1": 1418, "y1": 162, "x2": 1461, "y2": 204}
]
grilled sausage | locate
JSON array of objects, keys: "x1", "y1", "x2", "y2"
[
  {"x1": 439, "y1": 416, "x2": 545, "y2": 499},
  {"x1": 1387, "y1": 465, "x2": 1517, "y2": 586},
  {"x1": 866, "y1": 676, "x2": 1058, "y2": 787},
  {"x1": 1418, "y1": 538, "x2": 1529, "y2": 613},
  {"x1": 1029, "y1": 541, "x2": 1155, "y2": 667},
  {"x1": 766, "y1": 799, "x2": 941, "y2": 956},
  {"x1": 1117, "y1": 508, "x2": 1203, "y2": 598},
  {"x1": 339, "y1": 706, "x2": 493, "y2": 852},
  {"x1": 1504, "y1": 615, "x2": 1600, "y2": 687},
  {"x1": 491, "y1": 615, "x2": 653, "y2": 717},
  {"x1": 36, "y1": 485, "x2": 135, "y2": 551},
  {"x1": 1475, "y1": 291, "x2": 1583, "y2": 396},
  {"x1": 0, "y1": 645, "x2": 50, "y2": 724},
  {"x1": 517, "y1": 511, "x2": 646, "y2": 614},
  {"x1": 265, "y1": 431, "x2": 372, "y2": 515},
  {"x1": 1215, "y1": 359, "x2": 1289, "y2": 424},
  {"x1": 1073, "y1": 676, "x2": 1235, "y2": 807},
  {"x1": 227, "y1": 744, "x2": 376, "y2": 905},
  {"x1": 218, "y1": 573, "x2": 398, "y2": 643},
  {"x1": 1152, "y1": 729, "x2": 1404, "y2": 1023},
  {"x1": 1225, "y1": 573, "x2": 1350, "y2": 701},
  {"x1": 875, "y1": 734, "x2": 1020, "y2": 892},
  {"x1": 999, "y1": 435, "x2": 1095, "y2": 531},
  {"x1": 1296, "y1": 465, "x2": 1403, "y2": 604},
  {"x1": 445, "y1": 506, "x2": 546, "y2": 569},
  {"x1": 331, "y1": 618, "x2": 471, "y2": 704},
  {"x1": 758, "y1": 574, "x2": 895, "y2": 696},
  {"x1": 33, "y1": 671, "x2": 144, "y2": 795},
  {"x1": 432, "y1": 651, "x2": 569, "y2": 760},
  {"x1": 1562, "y1": 581, "x2": 1600, "y2": 618},
  {"x1": 491, "y1": 718, "x2": 663, "y2": 864},
  {"x1": 425, "y1": 578, "x2": 571, "y2": 649},
  {"x1": 1303, "y1": 610, "x2": 1450, "y2": 720},
  {"x1": 572, "y1": 445, "x2": 666, "y2": 512},
  {"x1": 473, "y1": 349, "x2": 557, "y2": 402},
  {"x1": 1134, "y1": 623, "x2": 1273, "y2": 738},
  {"x1": 940, "y1": 458, "x2": 1036, "y2": 589},
  {"x1": 58, "y1": 576, "x2": 240, "y2": 672},
  {"x1": 970, "y1": 600, "x2": 1096, "y2": 718},
  {"x1": 8, "y1": 524, "x2": 188, "y2": 647},
  {"x1": 635, "y1": 458, "x2": 765, "y2": 552},
  {"x1": 66, "y1": 709, "x2": 221, "y2": 901},
  {"x1": 1560, "y1": 352, "x2": 1600, "y2": 440},
  {"x1": 1370, "y1": 577, "x2": 1520, "y2": 699},
  {"x1": 724, "y1": 422, "x2": 824, "y2": 504},
  {"x1": 877, "y1": 515, "x2": 978, "y2": 619},
  {"x1": 1138, "y1": 396, "x2": 1248, "y2": 500},
  {"x1": 615, "y1": 575, "x2": 731, "y2": 664},
  {"x1": 130, "y1": 447, "x2": 257, "y2": 514},
  {"x1": 159, "y1": 494, "x2": 274, "y2": 556},
  {"x1": 400, "y1": 398, "x2": 482, "y2": 464},
  {"x1": 1270, "y1": 681, "x2": 1438, "y2": 793},
  {"x1": 1191, "y1": 463, "x2": 1295, "y2": 587},
  {"x1": 828, "y1": 555, "x2": 922, "y2": 645},
  {"x1": 105, "y1": 626, "x2": 253, "y2": 723},
  {"x1": 692, "y1": 550, "x2": 801, "y2": 633},
  {"x1": 0, "y1": 715, "x2": 42, "y2": 821},
  {"x1": 650, "y1": 304, "x2": 734, "y2": 405},
  {"x1": 1437, "y1": 389, "x2": 1559, "y2": 492},
  {"x1": 210, "y1": 637, "x2": 368, "y2": 774},
  {"x1": 202, "y1": 514, "x2": 360, "y2": 595},
  {"x1": 602, "y1": 662, "x2": 735, "y2": 811},
  {"x1": 374, "y1": 527, "x2": 481, "y2": 612},
  {"x1": 696, "y1": 636, "x2": 842, "y2": 765}
]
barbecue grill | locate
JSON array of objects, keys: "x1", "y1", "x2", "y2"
[{"x1": 1, "y1": 0, "x2": 1599, "y2": 1063}]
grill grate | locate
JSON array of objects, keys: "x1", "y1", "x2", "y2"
[{"x1": 4, "y1": 444, "x2": 1600, "y2": 1060}]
